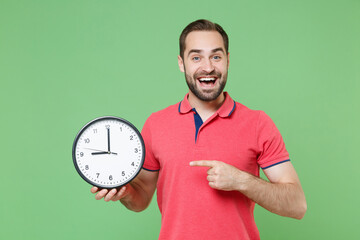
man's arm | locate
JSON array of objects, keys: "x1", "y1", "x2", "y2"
[
  {"x1": 190, "y1": 161, "x2": 307, "y2": 219},
  {"x1": 91, "y1": 169, "x2": 159, "y2": 212},
  {"x1": 242, "y1": 162, "x2": 307, "y2": 219}
]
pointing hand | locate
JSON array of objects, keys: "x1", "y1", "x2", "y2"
[{"x1": 190, "y1": 160, "x2": 250, "y2": 191}]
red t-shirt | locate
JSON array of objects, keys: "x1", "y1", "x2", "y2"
[{"x1": 141, "y1": 92, "x2": 290, "y2": 240}]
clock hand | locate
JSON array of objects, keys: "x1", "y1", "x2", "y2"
[
  {"x1": 84, "y1": 147, "x2": 107, "y2": 152},
  {"x1": 107, "y1": 128, "x2": 111, "y2": 152},
  {"x1": 92, "y1": 151, "x2": 109, "y2": 155},
  {"x1": 84, "y1": 146, "x2": 118, "y2": 155},
  {"x1": 91, "y1": 151, "x2": 118, "y2": 155}
]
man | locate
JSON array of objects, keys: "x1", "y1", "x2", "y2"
[{"x1": 91, "y1": 19, "x2": 307, "y2": 239}]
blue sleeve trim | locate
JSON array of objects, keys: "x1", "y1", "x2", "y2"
[
  {"x1": 261, "y1": 159, "x2": 290, "y2": 169},
  {"x1": 228, "y1": 100, "x2": 236, "y2": 117},
  {"x1": 142, "y1": 167, "x2": 160, "y2": 172},
  {"x1": 178, "y1": 101, "x2": 182, "y2": 113}
]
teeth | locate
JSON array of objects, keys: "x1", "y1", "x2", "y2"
[{"x1": 199, "y1": 77, "x2": 216, "y2": 81}]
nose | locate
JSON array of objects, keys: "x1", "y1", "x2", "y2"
[{"x1": 201, "y1": 58, "x2": 215, "y2": 73}]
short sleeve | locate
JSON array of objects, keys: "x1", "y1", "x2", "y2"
[
  {"x1": 141, "y1": 115, "x2": 160, "y2": 171},
  {"x1": 256, "y1": 111, "x2": 290, "y2": 169}
]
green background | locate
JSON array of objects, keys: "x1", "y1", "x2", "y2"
[{"x1": 1, "y1": 0, "x2": 359, "y2": 239}]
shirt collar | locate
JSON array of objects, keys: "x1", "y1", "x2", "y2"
[{"x1": 178, "y1": 92, "x2": 236, "y2": 118}]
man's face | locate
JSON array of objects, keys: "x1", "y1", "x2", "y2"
[{"x1": 178, "y1": 31, "x2": 229, "y2": 102}]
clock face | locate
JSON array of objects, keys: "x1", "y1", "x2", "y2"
[{"x1": 72, "y1": 116, "x2": 145, "y2": 189}]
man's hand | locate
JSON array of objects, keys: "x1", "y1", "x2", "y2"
[
  {"x1": 191, "y1": 160, "x2": 307, "y2": 219},
  {"x1": 91, "y1": 185, "x2": 129, "y2": 202},
  {"x1": 89, "y1": 169, "x2": 159, "y2": 212},
  {"x1": 190, "y1": 160, "x2": 250, "y2": 191}
]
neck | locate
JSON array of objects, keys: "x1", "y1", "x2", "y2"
[{"x1": 188, "y1": 91, "x2": 225, "y2": 121}]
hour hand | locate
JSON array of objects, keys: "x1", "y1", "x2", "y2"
[
  {"x1": 91, "y1": 151, "x2": 118, "y2": 155},
  {"x1": 91, "y1": 151, "x2": 109, "y2": 155}
]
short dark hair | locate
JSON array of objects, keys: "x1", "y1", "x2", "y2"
[{"x1": 179, "y1": 19, "x2": 229, "y2": 59}]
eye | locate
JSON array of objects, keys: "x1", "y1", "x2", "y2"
[
  {"x1": 192, "y1": 56, "x2": 200, "y2": 61},
  {"x1": 213, "y1": 55, "x2": 221, "y2": 60}
]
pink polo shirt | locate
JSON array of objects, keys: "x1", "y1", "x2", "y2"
[{"x1": 141, "y1": 92, "x2": 290, "y2": 240}]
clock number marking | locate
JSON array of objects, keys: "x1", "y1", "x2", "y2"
[{"x1": 74, "y1": 117, "x2": 144, "y2": 188}]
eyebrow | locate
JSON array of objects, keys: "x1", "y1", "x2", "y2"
[
  {"x1": 187, "y1": 47, "x2": 225, "y2": 57},
  {"x1": 211, "y1": 48, "x2": 225, "y2": 53}
]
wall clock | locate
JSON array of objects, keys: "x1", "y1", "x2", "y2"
[{"x1": 72, "y1": 116, "x2": 145, "y2": 189}]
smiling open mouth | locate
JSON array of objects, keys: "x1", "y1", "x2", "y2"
[
  {"x1": 198, "y1": 77, "x2": 216, "y2": 83},
  {"x1": 197, "y1": 77, "x2": 217, "y2": 86}
]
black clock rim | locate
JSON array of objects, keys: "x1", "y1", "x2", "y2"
[{"x1": 72, "y1": 116, "x2": 145, "y2": 189}]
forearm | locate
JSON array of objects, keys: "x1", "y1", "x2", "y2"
[
  {"x1": 120, "y1": 180, "x2": 154, "y2": 212},
  {"x1": 237, "y1": 173, "x2": 307, "y2": 219}
]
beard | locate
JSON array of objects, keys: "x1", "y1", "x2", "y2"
[{"x1": 185, "y1": 69, "x2": 227, "y2": 102}]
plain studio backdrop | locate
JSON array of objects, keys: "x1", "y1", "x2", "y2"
[{"x1": 1, "y1": 0, "x2": 359, "y2": 239}]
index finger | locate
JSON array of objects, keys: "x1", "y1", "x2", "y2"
[{"x1": 190, "y1": 160, "x2": 216, "y2": 167}]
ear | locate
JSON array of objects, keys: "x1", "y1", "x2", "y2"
[{"x1": 178, "y1": 55, "x2": 185, "y2": 72}]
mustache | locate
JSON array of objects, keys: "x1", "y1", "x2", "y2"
[{"x1": 193, "y1": 70, "x2": 221, "y2": 78}]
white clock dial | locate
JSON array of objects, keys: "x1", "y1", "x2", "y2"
[{"x1": 72, "y1": 116, "x2": 145, "y2": 188}]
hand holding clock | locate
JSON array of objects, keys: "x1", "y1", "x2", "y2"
[{"x1": 91, "y1": 185, "x2": 130, "y2": 202}]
